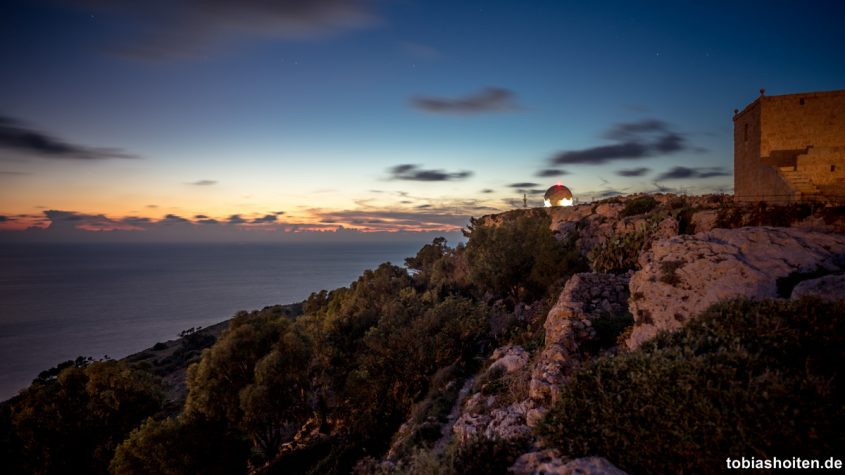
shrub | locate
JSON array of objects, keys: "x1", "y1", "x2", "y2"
[
  {"x1": 619, "y1": 196, "x2": 658, "y2": 218},
  {"x1": 658, "y1": 259, "x2": 685, "y2": 286},
  {"x1": 464, "y1": 210, "x2": 585, "y2": 301},
  {"x1": 447, "y1": 436, "x2": 529, "y2": 475},
  {"x1": 538, "y1": 297, "x2": 845, "y2": 475},
  {"x1": 587, "y1": 229, "x2": 649, "y2": 273},
  {"x1": 588, "y1": 310, "x2": 634, "y2": 351}
]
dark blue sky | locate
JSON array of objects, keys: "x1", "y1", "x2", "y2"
[{"x1": 1, "y1": 0, "x2": 843, "y2": 239}]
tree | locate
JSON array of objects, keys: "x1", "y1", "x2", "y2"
[
  {"x1": 10, "y1": 361, "x2": 162, "y2": 474},
  {"x1": 110, "y1": 415, "x2": 248, "y2": 475},
  {"x1": 464, "y1": 210, "x2": 583, "y2": 301},
  {"x1": 240, "y1": 329, "x2": 313, "y2": 462}
]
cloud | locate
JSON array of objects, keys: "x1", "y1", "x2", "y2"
[
  {"x1": 252, "y1": 214, "x2": 278, "y2": 224},
  {"x1": 411, "y1": 87, "x2": 520, "y2": 114},
  {"x1": 550, "y1": 119, "x2": 691, "y2": 165},
  {"x1": 509, "y1": 182, "x2": 539, "y2": 188},
  {"x1": 273, "y1": 211, "x2": 285, "y2": 216},
  {"x1": 481, "y1": 189, "x2": 494, "y2": 194},
  {"x1": 655, "y1": 166, "x2": 730, "y2": 181},
  {"x1": 597, "y1": 189, "x2": 624, "y2": 198},
  {"x1": 616, "y1": 167, "x2": 651, "y2": 177},
  {"x1": 388, "y1": 164, "x2": 472, "y2": 181},
  {"x1": 45, "y1": 210, "x2": 84, "y2": 222},
  {"x1": 0, "y1": 115, "x2": 136, "y2": 160},
  {"x1": 0, "y1": 170, "x2": 29, "y2": 176},
  {"x1": 163, "y1": 214, "x2": 189, "y2": 224},
  {"x1": 314, "y1": 208, "x2": 470, "y2": 231},
  {"x1": 0, "y1": 216, "x2": 7, "y2": 223},
  {"x1": 189, "y1": 180, "x2": 217, "y2": 186},
  {"x1": 120, "y1": 216, "x2": 152, "y2": 226},
  {"x1": 66, "y1": 0, "x2": 378, "y2": 60},
  {"x1": 227, "y1": 214, "x2": 246, "y2": 224},
  {"x1": 535, "y1": 169, "x2": 569, "y2": 177}
]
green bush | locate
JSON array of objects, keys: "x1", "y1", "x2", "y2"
[
  {"x1": 464, "y1": 210, "x2": 585, "y2": 301},
  {"x1": 538, "y1": 297, "x2": 845, "y2": 474},
  {"x1": 619, "y1": 196, "x2": 658, "y2": 218},
  {"x1": 587, "y1": 228, "x2": 649, "y2": 273}
]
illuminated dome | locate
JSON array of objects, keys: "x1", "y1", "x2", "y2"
[{"x1": 544, "y1": 184, "x2": 574, "y2": 207}]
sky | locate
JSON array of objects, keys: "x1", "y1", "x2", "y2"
[{"x1": 0, "y1": 0, "x2": 843, "y2": 241}]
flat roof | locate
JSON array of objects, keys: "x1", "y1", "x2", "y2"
[{"x1": 732, "y1": 88, "x2": 845, "y2": 121}]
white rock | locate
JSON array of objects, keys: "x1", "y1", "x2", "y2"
[{"x1": 627, "y1": 227, "x2": 845, "y2": 348}]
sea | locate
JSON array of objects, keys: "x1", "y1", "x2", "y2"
[{"x1": 0, "y1": 241, "x2": 428, "y2": 401}]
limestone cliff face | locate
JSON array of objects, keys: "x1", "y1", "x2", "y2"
[
  {"x1": 374, "y1": 195, "x2": 845, "y2": 474},
  {"x1": 527, "y1": 272, "x2": 630, "y2": 422},
  {"x1": 626, "y1": 227, "x2": 845, "y2": 348}
]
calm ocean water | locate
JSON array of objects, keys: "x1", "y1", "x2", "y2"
[{"x1": 0, "y1": 242, "x2": 425, "y2": 401}]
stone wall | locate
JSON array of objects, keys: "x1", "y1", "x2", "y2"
[
  {"x1": 734, "y1": 89, "x2": 845, "y2": 202},
  {"x1": 797, "y1": 146, "x2": 845, "y2": 195}
]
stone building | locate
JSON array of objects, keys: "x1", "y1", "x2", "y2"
[{"x1": 733, "y1": 89, "x2": 845, "y2": 203}]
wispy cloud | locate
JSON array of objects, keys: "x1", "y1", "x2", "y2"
[
  {"x1": 188, "y1": 179, "x2": 217, "y2": 186},
  {"x1": 656, "y1": 166, "x2": 730, "y2": 180},
  {"x1": 388, "y1": 164, "x2": 472, "y2": 181},
  {"x1": 535, "y1": 169, "x2": 569, "y2": 177},
  {"x1": 252, "y1": 214, "x2": 278, "y2": 224},
  {"x1": 411, "y1": 87, "x2": 520, "y2": 114},
  {"x1": 66, "y1": 0, "x2": 379, "y2": 60},
  {"x1": 616, "y1": 167, "x2": 651, "y2": 177},
  {"x1": 509, "y1": 182, "x2": 539, "y2": 188},
  {"x1": 0, "y1": 115, "x2": 136, "y2": 160},
  {"x1": 550, "y1": 119, "x2": 691, "y2": 165}
]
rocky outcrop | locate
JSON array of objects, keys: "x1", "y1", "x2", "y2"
[
  {"x1": 490, "y1": 345, "x2": 530, "y2": 374},
  {"x1": 627, "y1": 226, "x2": 845, "y2": 348},
  {"x1": 452, "y1": 345, "x2": 534, "y2": 445},
  {"x1": 792, "y1": 273, "x2": 845, "y2": 301},
  {"x1": 527, "y1": 273, "x2": 630, "y2": 425},
  {"x1": 510, "y1": 451, "x2": 628, "y2": 475}
]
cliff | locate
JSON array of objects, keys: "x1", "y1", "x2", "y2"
[
  {"x1": 366, "y1": 194, "x2": 845, "y2": 474},
  {"x1": 4, "y1": 194, "x2": 844, "y2": 475}
]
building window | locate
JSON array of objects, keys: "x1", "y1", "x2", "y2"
[
  {"x1": 832, "y1": 165, "x2": 836, "y2": 172},
  {"x1": 800, "y1": 98, "x2": 805, "y2": 105},
  {"x1": 744, "y1": 123, "x2": 749, "y2": 142}
]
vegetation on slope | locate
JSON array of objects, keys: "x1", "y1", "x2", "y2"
[
  {"x1": 538, "y1": 297, "x2": 845, "y2": 474},
  {"x1": 3, "y1": 201, "x2": 843, "y2": 474},
  {"x1": 2, "y1": 208, "x2": 579, "y2": 474}
]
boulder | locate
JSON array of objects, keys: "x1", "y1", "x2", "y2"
[
  {"x1": 484, "y1": 401, "x2": 532, "y2": 441},
  {"x1": 689, "y1": 209, "x2": 719, "y2": 233},
  {"x1": 490, "y1": 345, "x2": 530, "y2": 374},
  {"x1": 791, "y1": 273, "x2": 845, "y2": 301},
  {"x1": 452, "y1": 412, "x2": 492, "y2": 445},
  {"x1": 627, "y1": 227, "x2": 845, "y2": 348}
]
